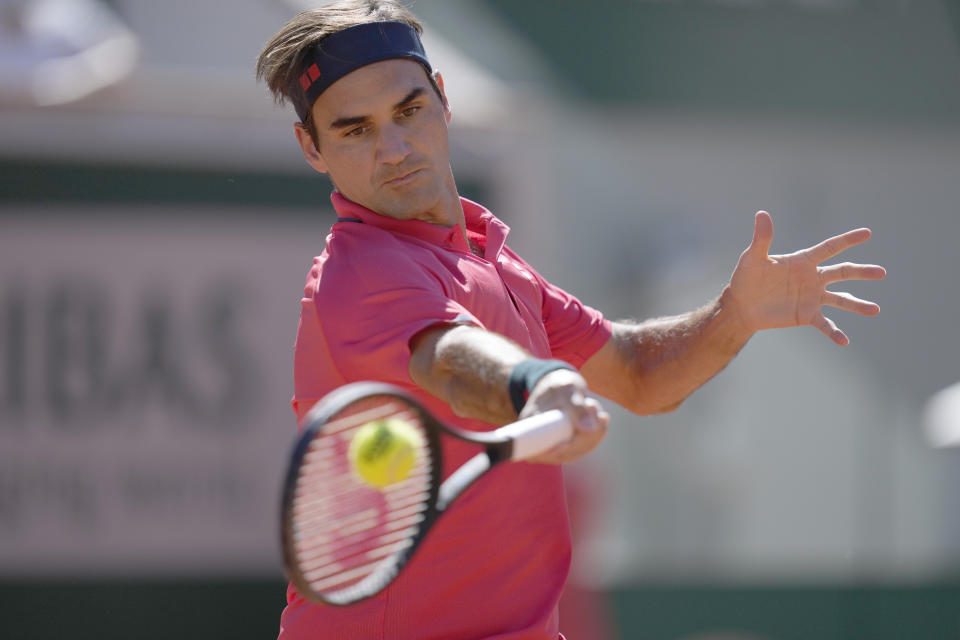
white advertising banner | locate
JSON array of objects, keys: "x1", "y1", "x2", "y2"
[{"x1": 0, "y1": 206, "x2": 329, "y2": 576}]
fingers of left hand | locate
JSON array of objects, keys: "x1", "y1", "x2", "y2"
[
  {"x1": 813, "y1": 313, "x2": 849, "y2": 346},
  {"x1": 822, "y1": 290, "x2": 880, "y2": 316},
  {"x1": 819, "y1": 262, "x2": 887, "y2": 284},
  {"x1": 808, "y1": 228, "x2": 872, "y2": 262}
]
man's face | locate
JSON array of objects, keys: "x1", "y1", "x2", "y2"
[{"x1": 298, "y1": 59, "x2": 455, "y2": 224}]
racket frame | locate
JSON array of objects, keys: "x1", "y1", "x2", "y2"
[
  {"x1": 280, "y1": 381, "x2": 572, "y2": 605},
  {"x1": 280, "y1": 383, "x2": 443, "y2": 606}
]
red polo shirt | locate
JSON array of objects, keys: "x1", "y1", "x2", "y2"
[{"x1": 281, "y1": 192, "x2": 611, "y2": 640}]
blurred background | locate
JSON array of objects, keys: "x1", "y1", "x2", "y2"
[{"x1": 1, "y1": 0, "x2": 959, "y2": 638}]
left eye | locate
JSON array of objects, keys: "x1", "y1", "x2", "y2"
[{"x1": 399, "y1": 106, "x2": 419, "y2": 118}]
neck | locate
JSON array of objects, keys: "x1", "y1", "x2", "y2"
[
  {"x1": 433, "y1": 186, "x2": 465, "y2": 228},
  {"x1": 427, "y1": 171, "x2": 467, "y2": 235}
]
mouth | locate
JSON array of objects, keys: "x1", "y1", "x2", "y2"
[{"x1": 384, "y1": 168, "x2": 424, "y2": 187}]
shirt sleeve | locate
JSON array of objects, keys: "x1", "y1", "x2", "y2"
[{"x1": 313, "y1": 243, "x2": 481, "y2": 387}]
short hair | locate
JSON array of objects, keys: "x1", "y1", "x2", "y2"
[{"x1": 256, "y1": 0, "x2": 427, "y2": 141}]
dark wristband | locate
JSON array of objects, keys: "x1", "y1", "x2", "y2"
[{"x1": 508, "y1": 358, "x2": 576, "y2": 414}]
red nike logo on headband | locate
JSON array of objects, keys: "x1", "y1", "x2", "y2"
[{"x1": 299, "y1": 63, "x2": 322, "y2": 91}]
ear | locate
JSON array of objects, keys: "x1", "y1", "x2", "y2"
[
  {"x1": 294, "y1": 123, "x2": 329, "y2": 174},
  {"x1": 433, "y1": 70, "x2": 452, "y2": 125}
]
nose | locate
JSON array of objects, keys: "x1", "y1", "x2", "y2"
[{"x1": 376, "y1": 122, "x2": 412, "y2": 166}]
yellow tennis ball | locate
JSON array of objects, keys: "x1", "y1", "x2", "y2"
[{"x1": 348, "y1": 418, "x2": 423, "y2": 488}]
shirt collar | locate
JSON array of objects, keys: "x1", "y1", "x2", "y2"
[{"x1": 330, "y1": 192, "x2": 509, "y2": 259}]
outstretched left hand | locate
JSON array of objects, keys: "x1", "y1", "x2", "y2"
[{"x1": 726, "y1": 211, "x2": 886, "y2": 346}]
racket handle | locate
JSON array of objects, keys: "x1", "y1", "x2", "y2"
[{"x1": 495, "y1": 409, "x2": 574, "y2": 461}]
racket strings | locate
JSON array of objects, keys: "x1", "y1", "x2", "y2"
[
  {"x1": 293, "y1": 500, "x2": 429, "y2": 569},
  {"x1": 291, "y1": 398, "x2": 433, "y2": 596}
]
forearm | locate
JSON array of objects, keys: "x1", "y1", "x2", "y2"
[
  {"x1": 584, "y1": 286, "x2": 754, "y2": 415},
  {"x1": 408, "y1": 324, "x2": 527, "y2": 425},
  {"x1": 408, "y1": 323, "x2": 608, "y2": 463}
]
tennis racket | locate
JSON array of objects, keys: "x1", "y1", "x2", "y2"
[{"x1": 280, "y1": 381, "x2": 573, "y2": 606}]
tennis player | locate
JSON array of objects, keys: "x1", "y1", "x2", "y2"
[{"x1": 256, "y1": 1, "x2": 886, "y2": 638}]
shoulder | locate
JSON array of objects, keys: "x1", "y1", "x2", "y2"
[
  {"x1": 325, "y1": 220, "x2": 404, "y2": 258},
  {"x1": 315, "y1": 225, "x2": 440, "y2": 297}
]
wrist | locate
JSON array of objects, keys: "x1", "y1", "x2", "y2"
[
  {"x1": 508, "y1": 358, "x2": 576, "y2": 414},
  {"x1": 718, "y1": 285, "x2": 757, "y2": 345}
]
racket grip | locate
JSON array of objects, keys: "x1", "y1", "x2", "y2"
[{"x1": 495, "y1": 409, "x2": 574, "y2": 461}]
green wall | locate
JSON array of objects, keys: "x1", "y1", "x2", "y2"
[
  {"x1": 610, "y1": 584, "x2": 960, "y2": 640},
  {"x1": 2, "y1": 580, "x2": 959, "y2": 639}
]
